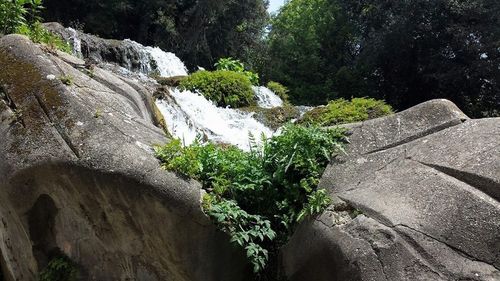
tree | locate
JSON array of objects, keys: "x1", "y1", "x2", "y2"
[
  {"x1": 340, "y1": 0, "x2": 500, "y2": 117},
  {"x1": 264, "y1": 0, "x2": 356, "y2": 105},
  {"x1": 265, "y1": 0, "x2": 499, "y2": 116},
  {"x1": 42, "y1": 0, "x2": 269, "y2": 70}
]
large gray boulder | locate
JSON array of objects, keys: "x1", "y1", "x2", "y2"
[
  {"x1": 282, "y1": 100, "x2": 500, "y2": 280},
  {"x1": 0, "y1": 35, "x2": 248, "y2": 281}
]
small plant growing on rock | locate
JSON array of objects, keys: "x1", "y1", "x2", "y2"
[
  {"x1": 16, "y1": 22, "x2": 72, "y2": 53},
  {"x1": 59, "y1": 75, "x2": 73, "y2": 86},
  {"x1": 155, "y1": 124, "x2": 347, "y2": 275},
  {"x1": 94, "y1": 109, "x2": 102, "y2": 118}
]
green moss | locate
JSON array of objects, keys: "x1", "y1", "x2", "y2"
[
  {"x1": 266, "y1": 81, "x2": 289, "y2": 102},
  {"x1": 59, "y1": 75, "x2": 73, "y2": 85},
  {"x1": 300, "y1": 97, "x2": 394, "y2": 126},
  {"x1": 179, "y1": 70, "x2": 255, "y2": 108}
]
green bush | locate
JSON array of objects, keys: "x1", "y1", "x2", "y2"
[
  {"x1": 16, "y1": 22, "x2": 72, "y2": 53},
  {"x1": 179, "y1": 70, "x2": 255, "y2": 108},
  {"x1": 266, "y1": 81, "x2": 289, "y2": 102},
  {"x1": 215, "y1": 57, "x2": 259, "y2": 85},
  {"x1": 39, "y1": 255, "x2": 79, "y2": 281},
  {"x1": 0, "y1": 0, "x2": 39, "y2": 35},
  {"x1": 0, "y1": 0, "x2": 71, "y2": 53},
  {"x1": 301, "y1": 97, "x2": 394, "y2": 126},
  {"x1": 155, "y1": 124, "x2": 347, "y2": 273}
]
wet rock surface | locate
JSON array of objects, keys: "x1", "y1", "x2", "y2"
[
  {"x1": 44, "y1": 22, "x2": 153, "y2": 72},
  {"x1": 0, "y1": 34, "x2": 248, "y2": 281},
  {"x1": 283, "y1": 100, "x2": 500, "y2": 281}
]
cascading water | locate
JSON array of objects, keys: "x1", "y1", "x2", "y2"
[
  {"x1": 140, "y1": 44, "x2": 281, "y2": 150},
  {"x1": 66, "y1": 27, "x2": 82, "y2": 58},
  {"x1": 253, "y1": 86, "x2": 284, "y2": 108},
  {"x1": 62, "y1": 28, "x2": 287, "y2": 149},
  {"x1": 144, "y1": 46, "x2": 188, "y2": 77},
  {"x1": 156, "y1": 88, "x2": 274, "y2": 150}
]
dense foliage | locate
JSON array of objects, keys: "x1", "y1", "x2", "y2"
[
  {"x1": 42, "y1": 0, "x2": 269, "y2": 69},
  {"x1": 17, "y1": 21, "x2": 71, "y2": 52},
  {"x1": 0, "y1": 0, "x2": 39, "y2": 35},
  {"x1": 300, "y1": 97, "x2": 393, "y2": 126},
  {"x1": 155, "y1": 124, "x2": 347, "y2": 274},
  {"x1": 263, "y1": 0, "x2": 354, "y2": 105},
  {"x1": 0, "y1": 0, "x2": 70, "y2": 52},
  {"x1": 215, "y1": 57, "x2": 259, "y2": 85},
  {"x1": 266, "y1": 81, "x2": 289, "y2": 102},
  {"x1": 179, "y1": 70, "x2": 255, "y2": 108},
  {"x1": 264, "y1": 0, "x2": 500, "y2": 117}
]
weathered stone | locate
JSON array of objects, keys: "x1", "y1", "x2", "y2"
[
  {"x1": 0, "y1": 35, "x2": 249, "y2": 281},
  {"x1": 44, "y1": 22, "x2": 152, "y2": 72},
  {"x1": 283, "y1": 100, "x2": 500, "y2": 281}
]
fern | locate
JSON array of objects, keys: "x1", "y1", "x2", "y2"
[{"x1": 155, "y1": 124, "x2": 348, "y2": 273}]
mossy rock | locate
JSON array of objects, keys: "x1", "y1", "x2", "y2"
[
  {"x1": 241, "y1": 103, "x2": 300, "y2": 130},
  {"x1": 155, "y1": 75, "x2": 187, "y2": 87},
  {"x1": 179, "y1": 70, "x2": 255, "y2": 108},
  {"x1": 299, "y1": 97, "x2": 394, "y2": 126}
]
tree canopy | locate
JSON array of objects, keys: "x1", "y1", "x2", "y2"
[
  {"x1": 42, "y1": 0, "x2": 269, "y2": 69},
  {"x1": 41, "y1": 0, "x2": 499, "y2": 117},
  {"x1": 264, "y1": 0, "x2": 500, "y2": 117}
]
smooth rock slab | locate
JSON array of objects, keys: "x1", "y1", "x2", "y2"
[
  {"x1": 0, "y1": 35, "x2": 249, "y2": 281},
  {"x1": 283, "y1": 100, "x2": 500, "y2": 281}
]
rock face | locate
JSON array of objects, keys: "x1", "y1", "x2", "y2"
[
  {"x1": 282, "y1": 100, "x2": 500, "y2": 280},
  {"x1": 0, "y1": 35, "x2": 249, "y2": 281},
  {"x1": 43, "y1": 22, "x2": 152, "y2": 73}
]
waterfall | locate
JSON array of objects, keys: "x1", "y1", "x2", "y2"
[
  {"x1": 253, "y1": 86, "x2": 284, "y2": 108},
  {"x1": 60, "y1": 29, "x2": 287, "y2": 149},
  {"x1": 66, "y1": 27, "x2": 82, "y2": 58},
  {"x1": 144, "y1": 46, "x2": 188, "y2": 77},
  {"x1": 121, "y1": 40, "x2": 188, "y2": 77},
  {"x1": 156, "y1": 88, "x2": 274, "y2": 151}
]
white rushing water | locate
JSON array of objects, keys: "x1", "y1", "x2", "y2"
[
  {"x1": 144, "y1": 46, "x2": 188, "y2": 77},
  {"x1": 146, "y1": 47, "x2": 280, "y2": 150},
  {"x1": 64, "y1": 27, "x2": 283, "y2": 149},
  {"x1": 156, "y1": 88, "x2": 274, "y2": 150},
  {"x1": 253, "y1": 86, "x2": 284, "y2": 108},
  {"x1": 66, "y1": 27, "x2": 82, "y2": 58}
]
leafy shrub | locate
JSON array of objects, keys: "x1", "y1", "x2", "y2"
[
  {"x1": 39, "y1": 255, "x2": 79, "y2": 281},
  {"x1": 16, "y1": 22, "x2": 72, "y2": 53},
  {"x1": 266, "y1": 81, "x2": 289, "y2": 102},
  {"x1": 155, "y1": 124, "x2": 347, "y2": 273},
  {"x1": 0, "y1": 0, "x2": 71, "y2": 53},
  {"x1": 0, "y1": 0, "x2": 40, "y2": 35},
  {"x1": 300, "y1": 97, "x2": 394, "y2": 126},
  {"x1": 179, "y1": 70, "x2": 255, "y2": 108},
  {"x1": 215, "y1": 57, "x2": 259, "y2": 85}
]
